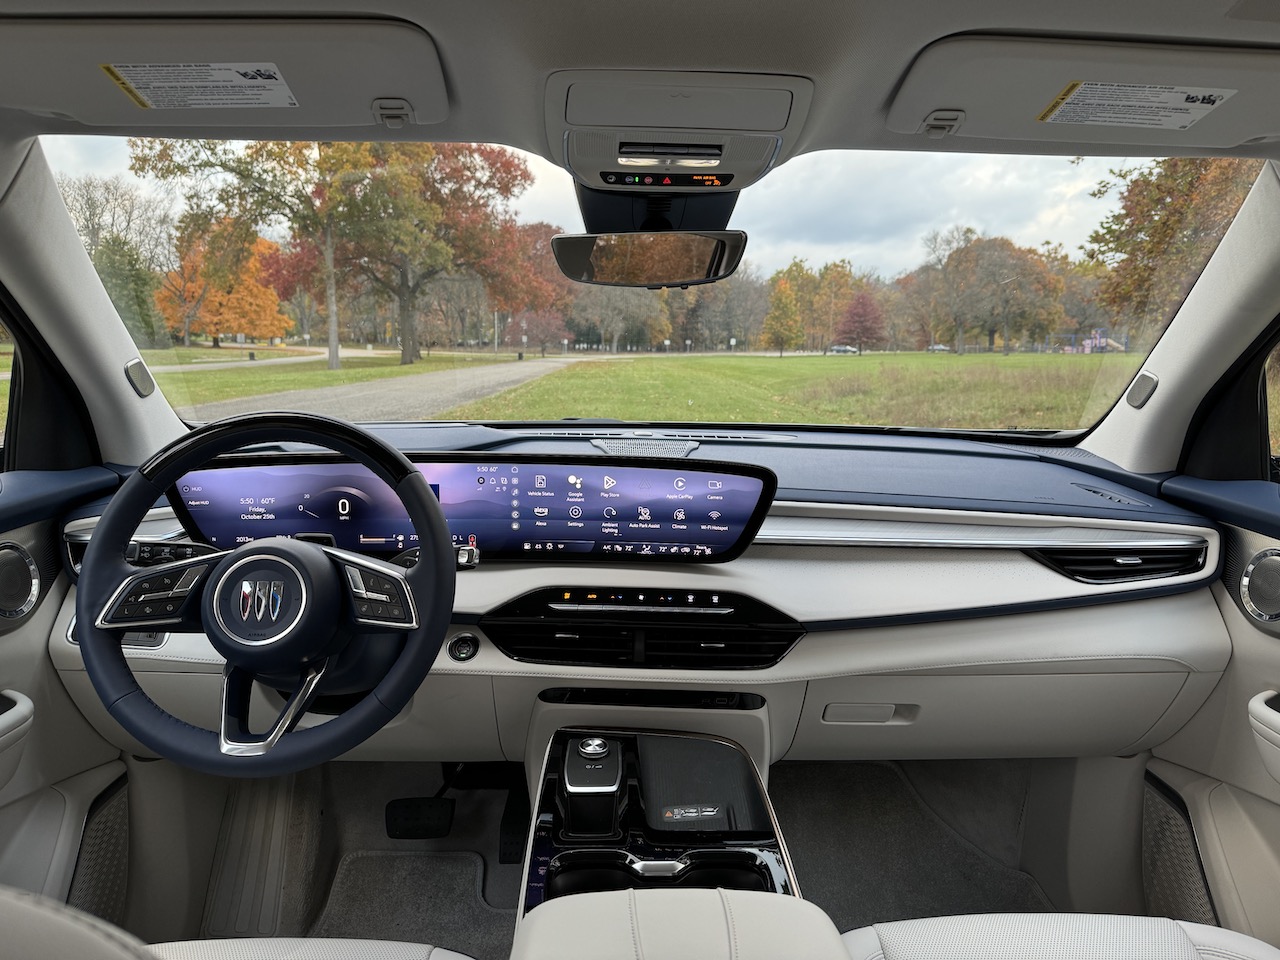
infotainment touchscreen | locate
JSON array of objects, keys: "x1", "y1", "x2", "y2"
[{"x1": 174, "y1": 458, "x2": 774, "y2": 562}]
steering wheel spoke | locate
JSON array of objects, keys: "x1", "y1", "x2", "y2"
[
  {"x1": 95, "y1": 551, "x2": 228, "y2": 632},
  {"x1": 219, "y1": 661, "x2": 327, "y2": 757},
  {"x1": 324, "y1": 546, "x2": 420, "y2": 632}
]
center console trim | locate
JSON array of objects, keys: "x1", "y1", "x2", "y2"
[{"x1": 517, "y1": 725, "x2": 801, "y2": 928}]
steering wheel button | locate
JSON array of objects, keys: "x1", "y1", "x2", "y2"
[
  {"x1": 355, "y1": 600, "x2": 372, "y2": 615},
  {"x1": 389, "y1": 605, "x2": 405, "y2": 620},
  {"x1": 172, "y1": 565, "x2": 207, "y2": 595}
]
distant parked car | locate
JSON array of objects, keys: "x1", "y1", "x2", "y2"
[
  {"x1": 926, "y1": 343, "x2": 951, "y2": 352},
  {"x1": 830, "y1": 344, "x2": 859, "y2": 354}
]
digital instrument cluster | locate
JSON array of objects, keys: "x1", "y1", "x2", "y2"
[{"x1": 174, "y1": 458, "x2": 774, "y2": 562}]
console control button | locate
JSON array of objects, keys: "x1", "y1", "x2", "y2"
[{"x1": 579, "y1": 737, "x2": 609, "y2": 759}]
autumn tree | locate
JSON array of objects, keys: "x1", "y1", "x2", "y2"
[
  {"x1": 837, "y1": 289, "x2": 886, "y2": 353},
  {"x1": 948, "y1": 236, "x2": 1065, "y2": 352},
  {"x1": 261, "y1": 239, "x2": 324, "y2": 346},
  {"x1": 761, "y1": 277, "x2": 803, "y2": 356},
  {"x1": 1086, "y1": 158, "x2": 1263, "y2": 345},
  {"x1": 813, "y1": 261, "x2": 858, "y2": 352},
  {"x1": 201, "y1": 237, "x2": 292, "y2": 341},
  {"x1": 337, "y1": 143, "x2": 535, "y2": 364},
  {"x1": 919, "y1": 225, "x2": 980, "y2": 351},
  {"x1": 770, "y1": 260, "x2": 817, "y2": 348},
  {"x1": 155, "y1": 213, "x2": 251, "y2": 346},
  {"x1": 482, "y1": 221, "x2": 573, "y2": 333},
  {"x1": 130, "y1": 139, "x2": 376, "y2": 369}
]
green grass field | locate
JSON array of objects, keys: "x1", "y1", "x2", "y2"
[
  {"x1": 154, "y1": 352, "x2": 508, "y2": 407},
  {"x1": 140, "y1": 345, "x2": 313, "y2": 366},
  {"x1": 444, "y1": 352, "x2": 1148, "y2": 431}
]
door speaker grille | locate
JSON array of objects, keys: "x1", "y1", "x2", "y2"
[{"x1": 1241, "y1": 549, "x2": 1280, "y2": 620}]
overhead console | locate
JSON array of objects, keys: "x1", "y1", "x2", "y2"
[
  {"x1": 546, "y1": 70, "x2": 814, "y2": 194},
  {"x1": 174, "y1": 456, "x2": 774, "y2": 563}
]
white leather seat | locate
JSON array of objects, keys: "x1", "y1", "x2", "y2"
[
  {"x1": 842, "y1": 913, "x2": 1280, "y2": 960},
  {"x1": 0, "y1": 886, "x2": 474, "y2": 960},
  {"x1": 151, "y1": 940, "x2": 476, "y2": 960}
]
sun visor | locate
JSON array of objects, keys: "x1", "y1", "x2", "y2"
[
  {"x1": 0, "y1": 19, "x2": 447, "y2": 128},
  {"x1": 887, "y1": 35, "x2": 1280, "y2": 148},
  {"x1": 546, "y1": 71, "x2": 813, "y2": 193}
]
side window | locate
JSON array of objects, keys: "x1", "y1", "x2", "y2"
[
  {"x1": 0, "y1": 325, "x2": 12, "y2": 446},
  {"x1": 1269, "y1": 351, "x2": 1280, "y2": 481}
]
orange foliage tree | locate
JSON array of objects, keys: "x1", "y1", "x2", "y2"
[{"x1": 157, "y1": 235, "x2": 290, "y2": 342}]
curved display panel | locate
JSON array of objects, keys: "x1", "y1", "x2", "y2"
[{"x1": 173, "y1": 457, "x2": 775, "y2": 563}]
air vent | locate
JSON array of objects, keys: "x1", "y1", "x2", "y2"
[
  {"x1": 618, "y1": 142, "x2": 723, "y2": 158},
  {"x1": 487, "y1": 624, "x2": 636, "y2": 667},
  {"x1": 1027, "y1": 545, "x2": 1206, "y2": 584},
  {"x1": 480, "y1": 587, "x2": 803, "y2": 669}
]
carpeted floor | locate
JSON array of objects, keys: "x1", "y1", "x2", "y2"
[
  {"x1": 768, "y1": 761, "x2": 1052, "y2": 933},
  {"x1": 310, "y1": 851, "x2": 515, "y2": 960}
]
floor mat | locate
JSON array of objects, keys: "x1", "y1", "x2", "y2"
[
  {"x1": 310, "y1": 851, "x2": 515, "y2": 960},
  {"x1": 769, "y1": 762, "x2": 1052, "y2": 932}
]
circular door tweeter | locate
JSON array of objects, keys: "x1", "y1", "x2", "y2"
[
  {"x1": 1241, "y1": 549, "x2": 1280, "y2": 621},
  {"x1": 0, "y1": 542, "x2": 40, "y2": 619}
]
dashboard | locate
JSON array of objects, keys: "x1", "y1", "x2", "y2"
[
  {"x1": 174, "y1": 457, "x2": 773, "y2": 562},
  {"x1": 51, "y1": 426, "x2": 1235, "y2": 771}
]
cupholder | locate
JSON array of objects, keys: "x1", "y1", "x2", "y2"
[{"x1": 545, "y1": 849, "x2": 771, "y2": 900}]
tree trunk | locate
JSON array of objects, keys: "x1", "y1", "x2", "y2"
[
  {"x1": 398, "y1": 274, "x2": 416, "y2": 365},
  {"x1": 323, "y1": 220, "x2": 341, "y2": 370}
]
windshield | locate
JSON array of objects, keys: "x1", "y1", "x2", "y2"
[{"x1": 44, "y1": 137, "x2": 1262, "y2": 434}]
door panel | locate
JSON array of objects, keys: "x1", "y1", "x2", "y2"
[{"x1": 1150, "y1": 524, "x2": 1280, "y2": 945}]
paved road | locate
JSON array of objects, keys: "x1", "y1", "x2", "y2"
[{"x1": 174, "y1": 356, "x2": 576, "y2": 422}]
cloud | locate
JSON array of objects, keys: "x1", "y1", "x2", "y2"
[
  {"x1": 40, "y1": 135, "x2": 133, "y2": 179},
  {"x1": 731, "y1": 151, "x2": 1124, "y2": 276},
  {"x1": 511, "y1": 154, "x2": 582, "y2": 232}
]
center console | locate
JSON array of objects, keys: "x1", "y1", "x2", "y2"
[{"x1": 520, "y1": 728, "x2": 798, "y2": 918}]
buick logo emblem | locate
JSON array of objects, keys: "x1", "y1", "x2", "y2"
[{"x1": 240, "y1": 580, "x2": 285, "y2": 623}]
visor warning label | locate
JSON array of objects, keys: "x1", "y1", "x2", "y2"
[
  {"x1": 102, "y1": 63, "x2": 299, "y2": 110},
  {"x1": 1038, "y1": 81, "x2": 1235, "y2": 130}
]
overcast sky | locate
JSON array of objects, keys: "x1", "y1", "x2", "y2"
[{"x1": 41, "y1": 135, "x2": 1124, "y2": 278}]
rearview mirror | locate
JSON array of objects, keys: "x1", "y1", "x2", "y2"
[{"x1": 552, "y1": 231, "x2": 747, "y2": 289}]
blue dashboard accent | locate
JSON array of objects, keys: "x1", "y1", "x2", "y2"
[
  {"x1": 0, "y1": 467, "x2": 119, "y2": 530},
  {"x1": 1159, "y1": 476, "x2": 1280, "y2": 537}
]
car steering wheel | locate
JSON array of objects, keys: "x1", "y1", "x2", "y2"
[{"x1": 74, "y1": 413, "x2": 456, "y2": 777}]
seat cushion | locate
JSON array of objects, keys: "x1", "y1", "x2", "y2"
[
  {"x1": 842, "y1": 914, "x2": 1280, "y2": 960},
  {"x1": 0, "y1": 885, "x2": 156, "y2": 960},
  {"x1": 512, "y1": 888, "x2": 851, "y2": 960},
  {"x1": 150, "y1": 940, "x2": 476, "y2": 960}
]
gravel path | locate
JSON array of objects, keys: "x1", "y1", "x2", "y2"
[{"x1": 174, "y1": 356, "x2": 576, "y2": 422}]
